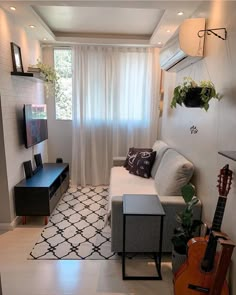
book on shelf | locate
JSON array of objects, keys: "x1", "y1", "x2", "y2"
[{"x1": 27, "y1": 67, "x2": 41, "y2": 73}]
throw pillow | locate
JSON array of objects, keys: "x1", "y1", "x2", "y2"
[
  {"x1": 124, "y1": 147, "x2": 153, "y2": 170},
  {"x1": 154, "y1": 149, "x2": 194, "y2": 195},
  {"x1": 129, "y1": 151, "x2": 156, "y2": 178},
  {"x1": 123, "y1": 147, "x2": 134, "y2": 169}
]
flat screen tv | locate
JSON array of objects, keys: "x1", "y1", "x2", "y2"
[{"x1": 23, "y1": 104, "x2": 48, "y2": 148}]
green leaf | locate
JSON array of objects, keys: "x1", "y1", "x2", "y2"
[{"x1": 181, "y1": 184, "x2": 195, "y2": 203}]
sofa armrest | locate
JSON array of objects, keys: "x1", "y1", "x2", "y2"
[{"x1": 113, "y1": 157, "x2": 126, "y2": 167}]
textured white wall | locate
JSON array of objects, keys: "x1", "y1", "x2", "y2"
[
  {"x1": 0, "y1": 8, "x2": 48, "y2": 224},
  {"x1": 160, "y1": 1, "x2": 236, "y2": 292}
]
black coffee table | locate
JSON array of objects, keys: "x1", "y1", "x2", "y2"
[{"x1": 122, "y1": 194, "x2": 165, "y2": 280}]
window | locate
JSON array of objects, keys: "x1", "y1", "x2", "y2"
[{"x1": 54, "y1": 48, "x2": 72, "y2": 120}]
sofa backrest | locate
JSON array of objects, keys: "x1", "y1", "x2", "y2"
[
  {"x1": 151, "y1": 140, "x2": 170, "y2": 178},
  {"x1": 154, "y1": 149, "x2": 194, "y2": 196}
]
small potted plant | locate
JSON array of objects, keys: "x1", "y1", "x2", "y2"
[
  {"x1": 29, "y1": 59, "x2": 60, "y2": 99},
  {"x1": 171, "y1": 77, "x2": 222, "y2": 111},
  {"x1": 171, "y1": 184, "x2": 202, "y2": 274}
]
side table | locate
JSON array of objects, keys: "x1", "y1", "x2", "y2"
[{"x1": 122, "y1": 194, "x2": 165, "y2": 280}]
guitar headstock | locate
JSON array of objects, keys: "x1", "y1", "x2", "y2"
[{"x1": 217, "y1": 164, "x2": 233, "y2": 197}]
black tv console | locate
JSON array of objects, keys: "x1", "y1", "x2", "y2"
[{"x1": 14, "y1": 163, "x2": 69, "y2": 224}]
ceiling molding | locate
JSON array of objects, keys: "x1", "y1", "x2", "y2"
[{"x1": 0, "y1": 0, "x2": 204, "y2": 46}]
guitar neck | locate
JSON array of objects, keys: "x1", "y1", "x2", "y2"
[
  {"x1": 211, "y1": 196, "x2": 227, "y2": 232},
  {"x1": 201, "y1": 195, "x2": 228, "y2": 272}
]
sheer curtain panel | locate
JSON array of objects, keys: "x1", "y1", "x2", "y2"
[{"x1": 71, "y1": 46, "x2": 160, "y2": 186}]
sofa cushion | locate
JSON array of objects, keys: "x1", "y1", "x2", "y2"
[
  {"x1": 108, "y1": 166, "x2": 157, "y2": 214},
  {"x1": 129, "y1": 151, "x2": 156, "y2": 178},
  {"x1": 154, "y1": 149, "x2": 194, "y2": 196},
  {"x1": 151, "y1": 140, "x2": 170, "y2": 178}
]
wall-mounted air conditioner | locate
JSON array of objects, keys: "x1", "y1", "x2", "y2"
[{"x1": 160, "y1": 18, "x2": 206, "y2": 72}]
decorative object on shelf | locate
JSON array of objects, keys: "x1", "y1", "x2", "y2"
[
  {"x1": 29, "y1": 59, "x2": 59, "y2": 98},
  {"x1": 198, "y1": 27, "x2": 227, "y2": 41},
  {"x1": 10, "y1": 42, "x2": 24, "y2": 73},
  {"x1": 23, "y1": 160, "x2": 33, "y2": 179},
  {"x1": 56, "y1": 158, "x2": 63, "y2": 163},
  {"x1": 171, "y1": 77, "x2": 222, "y2": 111},
  {"x1": 171, "y1": 184, "x2": 202, "y2": 274},
  {"x1": 34, "y1": 153, "x2": 43, "y2": 169},
  {"x1": 28, "y1": 60, "x2": 59, "y2": 83}
]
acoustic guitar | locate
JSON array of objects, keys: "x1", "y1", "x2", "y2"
[{"x1": 174, "y1": 164, "x2": 233, "y2": 295}]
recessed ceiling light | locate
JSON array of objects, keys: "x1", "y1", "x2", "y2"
[
  {"x1": 43, "y1": 38, "x2": 47, "y2": 41},
  {"x1": 10, "y1": 6, "x2": 16, "y2": 11},
  {"x1": 177, "y1": 11, "x2": 184, "y2": 16},
  {"x1": 29, "y1": 25, "x2": 36, "y2": 29},
  {"x1": 158, "y1": 42, "x2": 162, "y2": 45},
  {"x1": 166, "y1": 30, "x2": 171, "y2": 33}
]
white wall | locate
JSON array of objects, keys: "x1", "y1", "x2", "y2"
[
  {"x1": 160, "y1": 1, "x2": 236, "y2": 292},
  {"x1": 0, "y1": 7, "x2": 48, "y2": 224}
]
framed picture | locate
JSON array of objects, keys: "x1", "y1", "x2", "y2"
[{"x1": 10, "y1": 42, "x2": 24, "y2": 73}]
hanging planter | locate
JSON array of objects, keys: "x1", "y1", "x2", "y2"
[
  {"x1": 171, "y1": 77, "x2": 222, "y2": 111},
  {"x1": 184, "y1": 87, "x2": 206, "y2": 108}
]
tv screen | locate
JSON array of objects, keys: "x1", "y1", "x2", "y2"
[{"x1": 23, "y1": 104, "x2": 48, "y2": 148}]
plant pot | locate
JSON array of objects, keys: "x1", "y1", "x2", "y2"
[
  {"x1": 184, "y1": 87, "x2": 205, "y2": 108},
  {"x1": 171, "y1": 247, "x2": 187, "y2": 274}
]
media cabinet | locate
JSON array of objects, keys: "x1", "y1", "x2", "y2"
[{"x1": 14, "y1": 163, "x2": 69, "y2": 224}]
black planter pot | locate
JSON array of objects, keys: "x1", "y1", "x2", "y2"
[
  {"x1": 172, "y1": 247, "x2": 187, "y2": 274},
  {"x1": 184, "y1": 87, "x2": 205, "y2": 108}
]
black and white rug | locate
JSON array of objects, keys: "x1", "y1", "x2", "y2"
[{"x1": 29, "y1": 186, "x2": 117, "y2": 260}]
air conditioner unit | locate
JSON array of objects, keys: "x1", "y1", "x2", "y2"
[{"x1": 160, "y1": 18, "x2": 206, "y2": 72}]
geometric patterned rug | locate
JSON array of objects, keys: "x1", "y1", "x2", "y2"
[{"x1": 29, "y1": 186, "x2": 117, "y2": 260}]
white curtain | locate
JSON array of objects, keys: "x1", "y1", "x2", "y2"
[{"x1": 71, "y1": 45, "x2": 160, "y2": 186}]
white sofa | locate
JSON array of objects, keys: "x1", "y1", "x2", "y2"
[{"x1": 108, "y1": 140, "x2": 202, "y2": 253}]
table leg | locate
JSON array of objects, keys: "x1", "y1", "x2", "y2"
[
  {"x1": 158, "y1": 216, "x2": 164, "y2": 279},
  {"x1": 122, "y1": 214, "x2": 126, "y2": 280},
  {"x1": 44, "y1": 216, "x2": 48, "y2": 225},
  {"x1": 22, "y1": 216, "x2": 26, "y2": 225},
  {"x1": 0, "y1": 273, "x2": 2, "y2": 295}
]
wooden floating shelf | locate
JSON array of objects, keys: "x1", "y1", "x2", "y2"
[
  {"x1": 218, "y1": 151, "x2": 236, "y2": 161},
  {"x1": 11, "y1": 71, "x2": 45, "y2": 82}
]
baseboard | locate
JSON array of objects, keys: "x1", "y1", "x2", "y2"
[{"x1": 0, "y1": 216, "x2": 21, "y2": 231}]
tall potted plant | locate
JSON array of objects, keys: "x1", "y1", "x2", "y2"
[
  {"x1": 171, "y1": 184, "x2": 202, "y2": 274},
  {"x1": 171, "y1": 77, "x2": 222, "y2": 111}
]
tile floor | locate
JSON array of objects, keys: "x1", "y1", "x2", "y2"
[{"x1": 0, "y1": 218, "x2": 174, "y2": 295}]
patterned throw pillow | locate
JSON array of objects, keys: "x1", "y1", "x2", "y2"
[
  {"x1": 129, "y1": 151, "x2": 156, "y2": 178},
  {"x1": 124, "y1": 148, "x2": 153, "y2": 170},
  {"x1": 123, "y1": 147, "x2": 134, "y2": 169}
]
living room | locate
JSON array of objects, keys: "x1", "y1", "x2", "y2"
[{"x1": 0, "y1": 1, "x2": 236, "y2": 294}]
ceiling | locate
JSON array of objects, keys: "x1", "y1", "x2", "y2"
[{"x1": 0, "y1": 1, "x2": 204, "y2": 47}]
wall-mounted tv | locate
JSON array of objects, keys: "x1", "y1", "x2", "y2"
[{"x1": 23, "y1": 104, "x2": 48, "y2": 148}]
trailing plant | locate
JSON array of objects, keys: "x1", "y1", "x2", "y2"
[
  {"x1": 30, "y1": 59, "x2": 60, "y2": 99},
  {"x1": 33, "y1": 59, "x2": 59, "y2": 83},
  {"x1": 171, "y1": 184, "x2": 202, "y2": 255},
  {"x1": 171, "y1": 77, "x2": 222, "y2": 111}
]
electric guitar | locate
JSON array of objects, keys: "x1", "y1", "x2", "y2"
[{"x1": 174, "y1": 164, "x2": 233, "y2": 295}]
